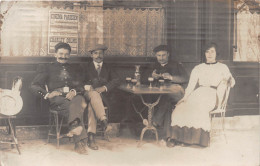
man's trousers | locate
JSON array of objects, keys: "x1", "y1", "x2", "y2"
[
  {"x1": 49, "y1": 95, "x2": 88, "y2": 143},
  {"x1": 84, "y1": 91, "x2": 107, "y2": 134}
]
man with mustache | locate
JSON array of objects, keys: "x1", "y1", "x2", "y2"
[
  {"x1": 31, "y1": 42, "x2": 88, "y2": 154},
  {"x1": 82, "y1": 44, "x2": 120, "y2": 150}
]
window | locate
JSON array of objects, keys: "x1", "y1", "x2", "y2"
[{"x1": 233, "y1": 0, "x2": 260, "y2": 62}]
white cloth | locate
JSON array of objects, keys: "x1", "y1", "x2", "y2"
[{"x1": 171, "y1": 62, "x2": 233, "y2": 131}]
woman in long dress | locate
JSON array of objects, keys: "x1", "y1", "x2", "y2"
[{"x1": 169, "y1": 42, "x2": 235, "y2": 147}]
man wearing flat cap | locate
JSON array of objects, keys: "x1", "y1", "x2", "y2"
[
  {"x1": 82, "y1": 44, "x2": 120, "y2": 150},
  {"x1": 143, "y1": 44, "x2": 188, "y2": 147}
]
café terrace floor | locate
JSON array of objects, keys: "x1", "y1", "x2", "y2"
[{"x1": 1, "y1": 121, "x2": 259, "y2": 166}]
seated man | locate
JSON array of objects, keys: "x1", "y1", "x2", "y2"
[
  {"x1": 142, "y1": 45, "x2": 188, "y2": 147},
  {"x1": 31, "y1": 42, "x2": 88, "y2": 155},
  {"x1": 82, "y1": 44, "x2": 120, "y2": 150}
]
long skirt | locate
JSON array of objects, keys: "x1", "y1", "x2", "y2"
[
  {"x1": 170, "y1": 86, "x2": 217, "y2": 147},
  {"x1": 170, "y1": 126, "x2": 210, "y2": 147}
]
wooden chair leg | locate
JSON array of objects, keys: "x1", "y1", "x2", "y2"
[
  {"x1": 54, "y1": 113, "x2": 60, "y2": 148},
  {"x1": 221, "y1": 114, "x2": 227, "y2": 144},
  {"x1": 8, "y1": 118, "x2": 21, "y2": 155},
  {"x1": 47, "y1": 111, "x2": 65, "y2": 148},
  {"x1": 47, "y1": 113, "x2": 52, "y2": 143}
]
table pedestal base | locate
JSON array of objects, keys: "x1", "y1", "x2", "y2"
[
  {"x1": 138, "y1": 126, "x2": 158, "y2": 147},
  {"x1": 136, "y1": 95, "x2": 161, "y2": 147}
]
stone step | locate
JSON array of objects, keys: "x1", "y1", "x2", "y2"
[{"x1": 211, "y1": 115, "x2": 260, "y2": 130}]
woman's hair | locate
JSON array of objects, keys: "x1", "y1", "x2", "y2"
[
  {"x1": 54, "y1": 42, "x2": 71, "y2": 53},
  {"x1": 202, "y1": 42, "x2": 218, "y2": 62}
]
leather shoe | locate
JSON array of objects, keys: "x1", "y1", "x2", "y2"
[
  {"x1": 166, "y1": 138, "x2": 175, "y2": 148},
  {"x1": 67, "y1": 126, "x2": 83, "y2": 137},
  {"x1": 67, "y1": 118, "x2": 82, "y2": 137},
  {"x1": 87, "y1": 133, "x2": 98, "y2": 150},
  {"x1": 75, "y1": 140, "x2": 88, "y2": 155},
  {"x1": 101, "y1": 119, "x2": 108, "y2": 131}
]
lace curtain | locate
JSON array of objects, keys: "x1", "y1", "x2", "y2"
[
  {"x1": 0, "y1": 2, "x2": 165, "y2": 57},
  {"x1": 234, "y1": 6, "x2": 260, "y2": 62},
  {"x1": 103, "y1": 8, "x2": 166, "y2": 57},
  {"x1": 1, "y1": 2, "x2": 49, "y2": 56}
]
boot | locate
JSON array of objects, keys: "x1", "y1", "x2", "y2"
[
  {"x1": 101, "y1": 119, "x2": 108, "y2": 131},
  {"x1": 75, "y1": 140, "x2": 88, "y2": 155},
  {"x1": 166, "y1": 137, "x2": 175, "y2": 148},
  {"x1": 87, "y1": 132, "x2": 98, "y2": 150}
]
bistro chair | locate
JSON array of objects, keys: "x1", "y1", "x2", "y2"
[
  {"x1": 0, "y1": 76, "x2": 23, "y2": 154},
  {"x1": 45, "y1": 85, "x2": 69, "y2": 148},
  {"x1": 210, "y1": 80, "x2": 232, "y2": 145},
  {"x1": 47, "y1": 108, "x2": 69, "y2": 148}
]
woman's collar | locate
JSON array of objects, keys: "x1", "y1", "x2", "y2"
[{"x1": 205, "y1": 61, "x2": 217, "y2": 65}]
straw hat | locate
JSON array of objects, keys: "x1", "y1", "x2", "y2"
[{"x1": 0, "y1": 89, "x2": 23, "y2": 116}]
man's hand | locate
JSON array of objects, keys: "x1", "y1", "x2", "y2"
[
  {"x1": 95, "y1": 86, "x2": 106, "y2": 93},
  {"x1": 152, "y1": 70, "x2": 161, "y2": 79},
  {"x1": 66, "y1": 91, "x2": 76, "y2": 100},
  {"x1": 84, "y1": 85, "x2": 94, "y2": 91},
  {"x1": 162, "y1": 73, "x2": 173, "y2": 80},
  {"x1": 47, "y1": 91, "x2": 62, "y2": 99}
]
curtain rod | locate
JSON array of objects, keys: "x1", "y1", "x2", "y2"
[{"x1": 86, "y1": 5, "x2": 164, "y2": 9}]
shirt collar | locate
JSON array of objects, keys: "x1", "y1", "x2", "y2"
[
  {"x1": 160, "y1": 63, "x2": 168, "y2": 67},
  {"x1": 93, "y1": 61, "x2": 103, "y2": 69}
]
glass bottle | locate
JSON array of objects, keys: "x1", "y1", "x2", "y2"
[{"x1": 134, "y1": 65, "x2": 141, "y2": 86}]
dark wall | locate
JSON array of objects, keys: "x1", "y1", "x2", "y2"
[
  {"x1": 227, "y1": 62, "x2": 259, "y2": 116},
  {"x1": 0, "y1": 0, "x2": 259, "y2": 126},
  {"x1": 0, "y1": 57, "x2": 259, "y2": 126},
  {"x1": 167, "y1": 0, "x2": 233, "y2": 62},
  {"x1": 0, "y1": 57, "x2": 158, "y2": 125}
]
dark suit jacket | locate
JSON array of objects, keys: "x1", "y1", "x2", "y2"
[
  {"x1": 81, "y1": 62, "x2": 120, "y2": 92},
  {"x1": 142, "y1": 61, "x2": 189, "y2": 86},
  {"x1": 31, "y1": 62, "x2": 83, "y2": 98}
]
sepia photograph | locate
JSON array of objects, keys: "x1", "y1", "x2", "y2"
[{"x1": 0, "y1": 0, "x2": 259, "y2": 166}]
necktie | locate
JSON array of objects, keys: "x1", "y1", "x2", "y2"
[{"x1": 97, "y1": 64, "x2": 101, "y2": 76}]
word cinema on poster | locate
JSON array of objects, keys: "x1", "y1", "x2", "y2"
[{"x1": 48, "y1": 11, "x2": 79, "y2": 55}]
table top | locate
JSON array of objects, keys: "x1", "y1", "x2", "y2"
[{"x1": 119, "y1": 84, "x2": 180, "y2": 95}]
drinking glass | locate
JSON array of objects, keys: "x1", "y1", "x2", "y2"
[
  {"x1": 131, "y1": 79, "x2": 137, "y2": 89},
  {"x1": 148, "y1": 77, "x2": 154, "y2": 88},
  {"x1": 159, "y1": 79, "x2": 165, "y2": 90},
  {"x1": 126, "y1": 77, "x2": 131, "y2": 88}
]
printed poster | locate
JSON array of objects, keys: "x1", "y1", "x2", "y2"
[{"x1": 48, "y1": 11, "x2": 79, "y2": 55}]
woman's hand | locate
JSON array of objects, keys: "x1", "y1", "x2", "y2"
[
  {"x1": 230, "y1": 77, "x2": 235, "y2": 88},
  {"x1": 176, "y1": 96, "x2": 188, "y2": 106},
  {"x1": 222, "y1": 76, "x2": 235, "y2": 88}
]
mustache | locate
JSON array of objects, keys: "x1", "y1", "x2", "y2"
[{"x1": 58, "y1": 57, "x2": 68, "y2": 60}]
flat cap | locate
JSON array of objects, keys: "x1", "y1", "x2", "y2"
[
  {"x1": 89, "y1": 44, "x2": 108, "y2": 53},
  {"x1": 153, "y1": 45, "x2": 169, "y2": 53}
]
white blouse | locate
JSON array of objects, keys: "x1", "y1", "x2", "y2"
[{"x1": 184, "y1": 62, "x2": 233, "y2": 97}]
